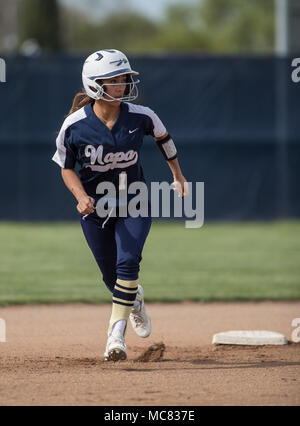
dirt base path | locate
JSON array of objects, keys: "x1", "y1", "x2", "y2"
[{"x1": 0, "y1": 302, "x2": 299, "y2": 406}]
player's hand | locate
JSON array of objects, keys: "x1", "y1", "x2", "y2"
[
  {"x1": 171, "y1": 176, "x2": 189, "y2": 198},
  {"x1": 76, "y1": 195, "x2": 95, "y2": 215}
]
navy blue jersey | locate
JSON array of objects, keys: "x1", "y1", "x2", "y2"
[{"x1": 52, "y1": 101, "x2": 166, "y2": 201}]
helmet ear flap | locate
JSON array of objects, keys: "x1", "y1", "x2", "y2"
[
  {"x1": 94, "y1": 79, "x2": 104, "y2": 98},
  {"x1": 82, "y1": 75, "x2": 104, "y2": 100}
]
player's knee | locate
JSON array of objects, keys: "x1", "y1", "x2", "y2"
[{"x1": 116, "y1": 254, "x2": 141, "y2": 280}]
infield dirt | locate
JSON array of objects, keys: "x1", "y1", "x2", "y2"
[{"x1": 0, "y1": 302, "x2": 299, "y2": 406}]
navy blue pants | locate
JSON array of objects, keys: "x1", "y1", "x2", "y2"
[{"x1": 80, "y1": 207, "x2": 152, "y2": 293}]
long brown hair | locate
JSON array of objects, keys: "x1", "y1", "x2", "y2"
[{"x1": 68, "y1": 91, "x2": 93, "y2": 116}]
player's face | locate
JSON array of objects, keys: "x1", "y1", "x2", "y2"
[{"x1": 102, "y1": 75, "x2": 127, "y2": 103}]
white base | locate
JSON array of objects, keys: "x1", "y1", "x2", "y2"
[{"x1": 212, "y1": 330, "x2": 288, "y2": 346}]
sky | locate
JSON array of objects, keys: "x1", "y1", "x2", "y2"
[{"x1": 59, "y1": 0, "x2": 197, "y2": 21}]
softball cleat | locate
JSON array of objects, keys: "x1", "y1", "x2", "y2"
[
  {"x1": 104, "y1": 331, "x2": 127, "y2": 362},
  {"x1": 129, "y1": 285, "x2": 151, "y2": 338}
]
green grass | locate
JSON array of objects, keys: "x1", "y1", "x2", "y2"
[{"x1": 0, "y1": 220, "x2": 300, "y2": 305}]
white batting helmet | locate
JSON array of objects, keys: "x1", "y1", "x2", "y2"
[{"x1": 82, "y1": 49, "x2": 140, "y2": 102}]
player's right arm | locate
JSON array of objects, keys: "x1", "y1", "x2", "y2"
[
  {"x1": 53, "y1": 112, "x2": 95, "y2": 215},
  {"x1": 61, "y1": 168, "x2": 95, "y2": 215}
]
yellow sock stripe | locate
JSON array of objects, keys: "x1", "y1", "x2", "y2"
[
  {"x1": 114, "y1": 284, "x2": 137, "y2": 294},
  {"x1": 116, "y1": 279, "x2": 138, "y2": 289}
]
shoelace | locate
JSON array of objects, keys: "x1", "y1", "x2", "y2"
[{"x1": 132, "y1": 312, "x2": 145, "y2": 328}]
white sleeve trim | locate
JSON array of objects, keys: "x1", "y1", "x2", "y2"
[
  {"x1": 126, "y1": 103, "x2": 167, "y2": 138},
  {"x1": 52, "y1": 107, "x2": 87, "y2": 168}
]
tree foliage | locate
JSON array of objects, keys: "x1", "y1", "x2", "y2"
[
  {"x1": 17, "y1": 0, "x2": 275, "y2": 53},
  {"x1": 63, "y1": 11, "x2": 159, "y2": 52},
  {"x1": 155, "y1": 0, "x2": 275, "y2": 53},
  {"x1": 19, "y1": 0, "x2": 61, "y2": 51}
]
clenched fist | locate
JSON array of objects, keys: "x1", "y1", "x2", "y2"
[{"x1": 76, "y1": 195, "x2": 95, "y2": 215}]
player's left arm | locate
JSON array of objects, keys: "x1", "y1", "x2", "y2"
[{"x1": 155, "y1": 132, "x2": 188, "y2": 198}]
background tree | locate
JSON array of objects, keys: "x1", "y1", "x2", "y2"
[
  {"x1": 61, "y1": 11, "x2": 159, "y2": 53},
  {"x1": 19, "y1": 0, "x2": 62, "y2": 51},
  {"x1": 156, "y1": 0, "x2": 275, "y2": 53},
  {"x1": 197, "y1": 0, "x2": 275, "y2": 53},
  {"x1": 17, "y1": 0, "x2": 275, "y2": 54}
]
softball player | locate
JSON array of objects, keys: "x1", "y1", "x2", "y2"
[{"x1": 52, "y1": 49, "x2": 187, "y2": 361}]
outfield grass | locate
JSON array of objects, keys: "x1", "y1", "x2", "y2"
[{"x1": 0, "y1": 220, "x2": 299, "y2": 305}]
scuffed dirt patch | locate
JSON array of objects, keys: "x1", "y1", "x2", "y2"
[{"x1": 135, "y1": 342, "x2": 166, "y2": 362}]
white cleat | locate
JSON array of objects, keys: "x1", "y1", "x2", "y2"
[
  {"x1": 104, "y1": 330, "x2": 127, "y2": 362},
  {"x1": 129, "y1": 285, "x2": 151, "y2": 338}
]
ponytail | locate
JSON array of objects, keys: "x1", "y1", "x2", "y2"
[{"x1": 68, "y1": 91, "x2": 93, "y2": 116}]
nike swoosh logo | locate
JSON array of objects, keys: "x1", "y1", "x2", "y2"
[{"x1": 129, "y1": 128, "x2": 139, "y2": 134}]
